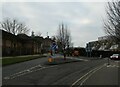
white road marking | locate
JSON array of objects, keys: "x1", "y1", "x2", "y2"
[
  {"x1": 116, "y1": 66, "x2": 119, "y2": 67},
  {"x1": 3, "y1": 64, "x2": 58, "y2": 80},
  {"x1": 106, "y1": 62, "x2": 119, "y2": 68},
  {"x1": 67, "y1": 57, "x2": 88, "y2": 61},
  {"x1": 4, "y1": 77, "x2": 10, "y2": 80},
  {"x1": 4, "y1": 57, "x2": 86, "y2": 80},
  {"x1": 71, "y1": 63, "x2": 106, "y2": 87},
  {"x1": 80, "y1": 64, "x2": 105, "y2": 86},
  {"x1": 6, "y1": 67, "x2": 46, "y2": 79},
  {"x1": 114, "y1": 61, "x2": 120, "y2": 63}
]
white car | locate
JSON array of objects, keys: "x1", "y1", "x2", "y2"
[{"x1": 110, "y1": 54, "x2": 120, "y2": 60}]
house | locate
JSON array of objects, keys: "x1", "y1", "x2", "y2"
[
  {"x1": 2, "y1": 30, "x2": 19, "y2": 56},
  {"x1": 86, "y1": 36, "x2": 120, "y2": 57},
  {"x1": 42, "y1": 36, "x2": 54, "y2": 53},
  {"x1": 1, "y1": 29, "x2": 53, "y2": 57},
  {"x1": 87, "y1": 36, "x2": 120, "y2": 51}
]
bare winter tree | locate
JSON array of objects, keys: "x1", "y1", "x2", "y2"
[
  {"x1": 56, "y1": 23, "x2": 72, "y2": 51},
  {"x1": 104, "y1": 1, "x2": 120, "y2": 46},
  {"x1": 51, "y1": 36, "x2": 56, "y2": 41},
  {"x1": 0, "y1": 18, "x2": 30, "y2": 35}
]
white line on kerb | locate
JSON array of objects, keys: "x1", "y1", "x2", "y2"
[{"x1": 71, "y1": 63, "x2": 106, "y2": 87}]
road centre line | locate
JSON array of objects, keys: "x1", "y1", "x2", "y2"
[
  {"x1": 114, "y1": 61, "x2": 119, "y2": 63},
  {"x1": 71, "y1": 63, "x2": 106, "y2": 87},
  {"x1": 3, "y1": 64, "x2": 59, "y2": 80}
]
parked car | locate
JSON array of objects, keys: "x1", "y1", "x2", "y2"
[{"x1": 110, "y1": 54, "x2": 120, "y2": 60}]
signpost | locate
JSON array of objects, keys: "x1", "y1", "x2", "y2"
[
  {"x1": 48, "y1": 42, "x2": 59, "y2": 63},
  {"x1": 86, "y1": 43, "x2": 92, "y2": 57},
  {"x1": 51, "y1": 42, "x2": 58, "y2": 55},
  {"x1": 108, "y1": 57, "x2": 110, "y2": 65}
]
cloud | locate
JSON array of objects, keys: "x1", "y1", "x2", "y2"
[
  {"x1": 80, "y1": 19, "x2": 92, "y2": 24},
  {"x1": 2, "y1": 2, "x2": 106, "y2": 47}
]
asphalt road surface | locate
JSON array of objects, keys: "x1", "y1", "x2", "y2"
[{"x1": 2, "y1": 56, "x2": 120, "y2": 87}]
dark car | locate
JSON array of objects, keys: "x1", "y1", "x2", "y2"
[{"x1": 110, "y1": 54, "x2": 120, "y2": 60}]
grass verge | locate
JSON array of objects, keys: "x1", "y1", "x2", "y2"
[{"x1": 2, "y1": 55, "x2": 47, "y2": 66}]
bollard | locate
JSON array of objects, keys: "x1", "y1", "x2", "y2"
[
  {"x1": 107, "y1": 57, "x2": 110, "y2": 65},
  {"x1": 48, "y1": 57, "x2": 53, "y2": 62},
  {"x1": 100, "y1": 55, "x2": 102, "y2": 58}
]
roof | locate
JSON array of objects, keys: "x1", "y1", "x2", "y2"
[
  {"x1": 1, "y1": 29, "x2": 17, "y2": 39},
  {"x1": 17, "y1": 33, "x2": 30, "y2": 40}
]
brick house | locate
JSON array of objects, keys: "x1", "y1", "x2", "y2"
[
  {"x1": 1, "y1": 29, "x2": 53, "y2": 56},
  {"x1": 2, "y1": 30, "x2": 19, "y2": 56}
]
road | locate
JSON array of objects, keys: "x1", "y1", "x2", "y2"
[{"x1": 2, "y1": 56, "x2": 120, "y2": 86}]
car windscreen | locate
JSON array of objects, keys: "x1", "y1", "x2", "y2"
[{"x1": 112, "y1": 54, "x2": 119, "y2": 56}]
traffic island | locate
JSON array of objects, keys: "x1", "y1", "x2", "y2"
[{"x1": 45, "y1": 57, "x2": 81, "y2": 65}]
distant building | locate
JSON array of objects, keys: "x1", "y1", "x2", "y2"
[
  {"x1": 98, "y1": 36, "x2": 110, "y2": 41},
  {"x1": 86, "y1": 36, "x2": 120, "y2": 51},
  {"x1": 42, "y1": 36, "x2": 54, "y2": 53},
  {"x1": 1, "y1": 29, "x2": 53, "y2": 56}
]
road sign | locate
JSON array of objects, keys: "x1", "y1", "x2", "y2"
[
  {"x1": 86, "y1": 43, "x2": 92, "y2": 52},
  {"x1": 51, "y1": 42, "x2": 58, "y2": 50},
  {"x1": 86, "y1": 43, "x2": 92, "y2": 57}
]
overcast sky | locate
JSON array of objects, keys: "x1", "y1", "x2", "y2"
[{"x1": 1, "y1": 1, "x2": 107, "y2": 47}]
